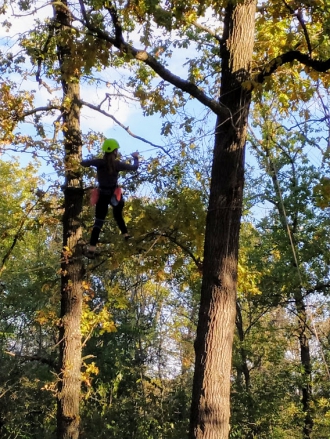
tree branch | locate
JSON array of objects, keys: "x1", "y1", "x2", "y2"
[
  {"x1": 77, "y1": 0, "x2": 227, "y2": 117},
  {"x1": 80, "y1": 99, "x2": 171, "y2": 155},
  {"x1": 21, "y1": 105, "x2": 61, "y2": 118},
  {"x1": 5, "y1": 352, "x2": 56, "y2": 369},
  {"x1": 192, "y1": 21, "x2": 223, "y2": 44},
  {"x1": 256, "y1": 50, "x2": 330, "y2": 84},
  {"x1": 304, "y1": 282, "x2": 330, "y2": 296},
  {"x1": 142, "y1": 230, "x2": 203, "y2": 273},
  {"x1": 0, "y1": 200, "x2": 40, "y2": 277},
  {"x1": 21, "y1": 101, "x2": 170, "y2": 154},
  {"x1": 282, "y1": 0, "x2": 312, "y2": 55}
]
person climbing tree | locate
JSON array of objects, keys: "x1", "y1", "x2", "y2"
[{"x1": 81, "y1": 138, "x2": 139, "y2": 258}]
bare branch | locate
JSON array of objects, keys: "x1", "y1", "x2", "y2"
[
  {"x1": 192, "y1": 21, "x2": 223, "y2": 44},
  {"x1": 80, "y1": 99, "x2": 171, "y2": 155},
  {"x1": 21, "y1": 100, "x2": 168, "y2": 154},
  {"x1": 21, "y1": 105, "x2": 61, "y2": 118}
]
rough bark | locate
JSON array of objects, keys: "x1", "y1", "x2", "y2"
[
  {"x1": 189, "y1": 2, "x2": 256, "y2": 439},
  {"x1": 54, "y1": 3, "x2": 84, "y2": 439}
]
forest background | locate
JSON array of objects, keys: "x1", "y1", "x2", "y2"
[{"x1": 0, "y1": 1, "x2": 330, "y2": 439}]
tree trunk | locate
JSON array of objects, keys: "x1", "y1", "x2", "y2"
[
  {"x1": 189, "y1": 2, "x2": 256, "y2": 439},
  {"x1": 235, "y1": 302, "x2": 251, "y2": 392},
  {"x1": 54, "y1": 3, "x2": 84, "y2": 439},
  {"x1": 235, "y1": 302, "x2": 260, "y2": 439},
  {"x1": 294, "y1": 288, "x2": 313, "y2": 439}
]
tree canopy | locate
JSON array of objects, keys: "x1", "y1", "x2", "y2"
[{"x1": 0, "y1": 1, "x2": 330, "y2": 439}]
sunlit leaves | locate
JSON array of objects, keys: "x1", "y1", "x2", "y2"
[
  {"x1": 0, "y1": 159, "x2": 60, "y2": 436},
  {"x1": 237, "y1": 224, "x2": 262, "y2": 298},
  {"x1": 82, "y1": 296, "x2": 117, "y2": 337},
  {"x1": 0, "y1": 81, "x2": 33, "y2": 143},
  {"x1": 313, "y1": 176, "x2": 330, "y2": 209},
  {"x1": 2, "y1": 0, "x2": 330, "y2": 437}
]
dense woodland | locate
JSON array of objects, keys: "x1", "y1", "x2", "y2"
[{"x1": 1, "y1": 1, "x2": 330, "y2": 439}]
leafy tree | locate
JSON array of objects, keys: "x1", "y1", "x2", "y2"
[
  {"x1": 0, "y1": 159, "x2": 60, "y2": 438},
  {"x1": 3, "y1": 1, "x2": 330, "y2": 439},
  {"x1": 77, "y1": 153, "x2": 206, "y2": 438},
  {"x1": 230, "y1": 102, "x2": 330, "y2": 439},
  {"x1": 71, "y1": 2, "x2": 330, "y2": 437}
]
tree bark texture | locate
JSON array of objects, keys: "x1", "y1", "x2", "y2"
[
  {"x1": 54, "y1": 3, "x2": 84, "y2": 439},
  {"x1": 189, "y1": 2, "x2": 256, "y2": 439}
]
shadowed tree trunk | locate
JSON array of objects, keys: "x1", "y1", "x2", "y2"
[
  {"x1": 53, "y1": 2, "x2": 84, "y2": 439},
  {"x1": 189, "y1": 2, "x2": 256, "y2": 438},
  {"x1": 294, "y1": 288, "x2": 313, "y2": 439}
]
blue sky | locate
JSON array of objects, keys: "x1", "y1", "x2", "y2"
[
  {"x1": 0, "y1": 1, "x2": 325, "y2": 217},
  {"x1": 0, "y1": 2, "x2": 216, "y2": 171}
]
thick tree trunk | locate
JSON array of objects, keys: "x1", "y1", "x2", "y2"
[
  {"x1": 54, "y1": 3, "x2": 84, "y2": 439},
  {"x1": 57, "y1": 181, "x2": 84, "y2": 439},
  {"x1": 189, "y1": 2, "x2": 256, "y2": 439}
]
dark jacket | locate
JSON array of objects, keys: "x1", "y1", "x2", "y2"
[{"x1": 81, "y1": 156, "x2": 139, "y2": 189}]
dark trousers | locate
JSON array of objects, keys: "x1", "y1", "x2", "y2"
[{"x1": 90, "y1": 191, "x2": 128, "y2": 246}]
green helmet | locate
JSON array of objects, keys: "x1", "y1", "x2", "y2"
[{"x1": 102, "y1": 138, "x2": 120, "y2": 153}]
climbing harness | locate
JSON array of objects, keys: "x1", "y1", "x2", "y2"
[
  {"x1": 90, "y1": 187, "x2": 99, "y2": 206},
  {"x1": 110, "y1": 187, "x2": 122, "y2": 207}
]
